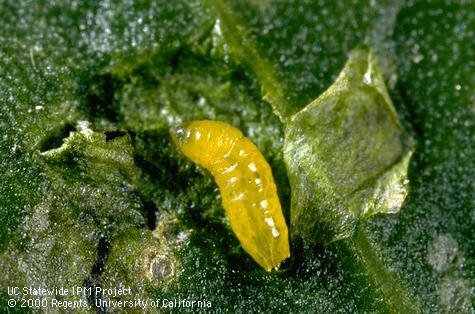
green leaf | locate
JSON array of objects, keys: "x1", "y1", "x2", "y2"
[
  {"x1": 285, "y1": 47, "x2": 413, "y2": 245},
  {"x1": 1, "y1": 0, "x2": 474, "y2": 313}
]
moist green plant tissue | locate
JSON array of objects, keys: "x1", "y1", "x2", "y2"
[
  {"x1": 0, "y1": 0, "x2": 473, "y2": 313},
  {"x1": 285, "y1": 48, "x2": 414, "y2": 245}
]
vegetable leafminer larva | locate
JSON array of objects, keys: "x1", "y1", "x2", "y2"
[{"x1": 170, "y1": 120, "x2": 290, "y2": 271}]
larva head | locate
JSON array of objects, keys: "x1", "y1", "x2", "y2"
[
  {"x1": 171, "y1": 120, "x2": 242, "y2": 167},
  {"x1": 170, "y1": 121, "x2": 212, "y2": 167},
  {"x1": 170, "y1": 124, "x2": 193, "y2": 155},
  {"x1": 170, "y1": 124, "x2": 190, "y2": 146}
]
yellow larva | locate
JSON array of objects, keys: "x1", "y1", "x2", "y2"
[{"x1": 170, "y1": 120, "x2": 290, "y2": 271}]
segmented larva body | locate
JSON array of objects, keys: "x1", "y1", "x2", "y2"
[{"x1": 170, "y1": 120, "x2": 290, "y2": 271}]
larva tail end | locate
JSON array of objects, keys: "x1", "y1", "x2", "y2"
[{"x1": 273, "y1": 254, "x2": 291, "y2": 272}]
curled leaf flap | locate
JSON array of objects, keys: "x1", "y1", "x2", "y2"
[{"x1": 284, "y1": 48, "x2": 414, "y2": 245}]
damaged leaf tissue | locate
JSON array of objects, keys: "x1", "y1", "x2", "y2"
[{"x1": 0, "y1": 0, "x2": 473, "y2": 313}]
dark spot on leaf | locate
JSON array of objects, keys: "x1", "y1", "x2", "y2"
[
  {"x1": 132, "y1": 62, "x2": 160, "y2": 88},
  {"x1": 39, "y1": 123, "x2": 75, "y2": 152},
  {"x1": 78, "y1": 73, "x2": 122, "y2": 122},
  {"x1": 169, "y1": 47, "x2": 185, "y2": 71},
  {"x1": 141, "y1": 198, "x2": 158, "y2": 231},
  {"x1": 84, "y1": 237, "x2": 109, "y2": 313},
  {"x1": 104, "y1": 130, "x2": 126, "y2": 142},
  {"x1": 91, "y1": 237, "x2": 109, "y2": 277}
]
